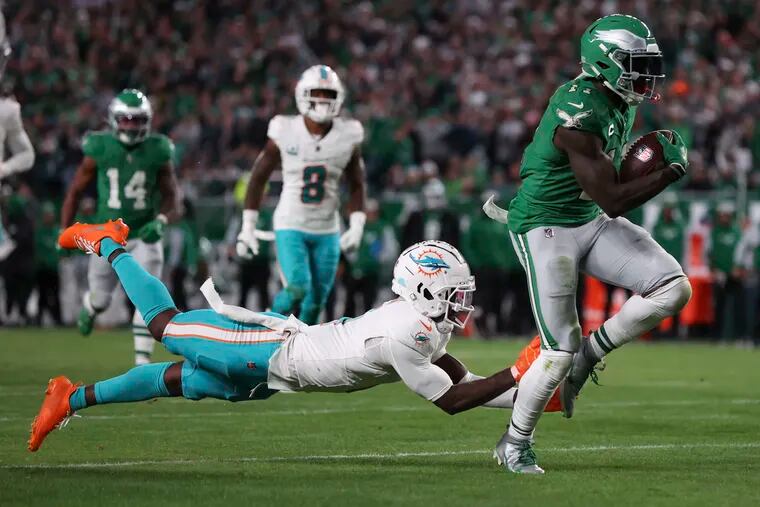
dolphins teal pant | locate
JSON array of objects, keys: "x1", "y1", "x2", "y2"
[
  {"x1": 272, "y1": 229, "x2": 340, "y2": 325},
  {"x1": 68, "y1": 239, "x2": 285, "y2": 412}
]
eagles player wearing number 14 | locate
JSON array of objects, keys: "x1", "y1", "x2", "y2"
[
  {"x1": 61, "y1": 89, "x2": 180, "y2": 365},
  {"x1": 237, "y1": 65, "x2": 366, "y2": 325}
]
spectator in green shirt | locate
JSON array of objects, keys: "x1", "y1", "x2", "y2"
[
  {"x1": 709, "y1": 201, "x2": 742, "y2": 341},
  {"x1": 462, "y1": 192, "x2": 527, "y2": 338},
  {"x1": 166, "y1": 199, "x2": 202, "y2": 311},
  {"x1": 652, "y1": 193, "x2": 685, "y2": 264},
  {"x1": 344, "y1": 199, "x2": 398, "y2": 317},
  {"x1": 34, "y1": 202, "x2": 62, "y2": 326}
]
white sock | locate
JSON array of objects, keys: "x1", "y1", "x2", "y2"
[
  {"x1": 507, "y1": 350, "x2": 572, "y2": 443},
  {"x1": 589, "y1": 277, "x2": 691, "y2": 360},
  {"x1": 133, "y1": 324, "x2": 154, "y2": 365}
]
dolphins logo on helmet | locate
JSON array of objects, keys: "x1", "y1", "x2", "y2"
[{"x1": 410, "y1": 248, "x2": 451, "y2": 278}]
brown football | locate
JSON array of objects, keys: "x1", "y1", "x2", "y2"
[{"x1": 618, "y1": 130, "x2": 672, "y2": 183}]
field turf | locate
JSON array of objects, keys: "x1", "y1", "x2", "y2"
[{"x1": 1, "y1": 328, "x2": 759, "y2": 506}]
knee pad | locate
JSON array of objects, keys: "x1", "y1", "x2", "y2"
[
  {"x1": 645, "y1": 276, "x2": 692, "y2": 316},
  {"x1": 85, "y1": 290, "x2": 110, "y2": 313}
]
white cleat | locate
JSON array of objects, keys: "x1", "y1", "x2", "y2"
[{"x1": 493, "y1": 433, "x2": 545, "y2": 474}]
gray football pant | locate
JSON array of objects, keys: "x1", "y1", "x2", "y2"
[
  {"x1": 87, "y1": 238, "x2": 164, "y2": 327},
  {"x1": 509, "y1": 214, "x2": 685, "y2": 352}
]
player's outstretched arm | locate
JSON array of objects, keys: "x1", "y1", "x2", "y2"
[
  {"x1": 237, "y1": 140, "x2": 280, "y2": 258},
  {"x1": 340, "y1": 145, "x2": 367, "y2": 251},
  {"x1": 60, "y1": 157, "x2": 97, "y2": 228},
  {"x1": 555, "y1": 127, "x2": 679, "y2": 218},
  {"x1": 433, "y1": 364, "x2": 515, "y2": 415}
]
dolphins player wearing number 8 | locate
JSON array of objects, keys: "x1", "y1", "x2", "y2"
[
  {"x1": 237, "y1": 65, "x2": 366, "y2": 325},
  {"x1": 60, "y1": 89, "x2": 180, "y2": 365}
]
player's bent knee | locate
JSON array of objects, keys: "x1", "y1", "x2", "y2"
[{"x1": 645, "y1": 275, "x2": 692, "y2": 316}]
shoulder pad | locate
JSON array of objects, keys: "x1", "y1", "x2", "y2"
[
  {"x1": 339, "y1": 118, "x2": 364, "y2": 145},
  {"x1": 149, "y1": 133, "x2": 175, "y2": 162},
  {"x1": 81, "y1": 131, "x2": 107, "y2": 158},
  {"x1": 267, "y1": 115, "x2": 291, "y2": 145}
]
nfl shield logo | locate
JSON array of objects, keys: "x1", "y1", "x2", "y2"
[
  {"x1": 634, "y1": 146, "x2": 654, "y2": 163},
  {"x1": 544, "y1": 228, "x2": 554, "y2": 238}
]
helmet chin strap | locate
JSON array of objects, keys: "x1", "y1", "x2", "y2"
[{"x1": 602, "y1": 79, "x2": 642, "y2": 105}]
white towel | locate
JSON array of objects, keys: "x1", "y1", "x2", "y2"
[
  {"x1": 199, "y1": 278, "x2": 306, "y2": 334},
  {"x1": 482, "y1": 195, "x2": 509, "y2": 224}
]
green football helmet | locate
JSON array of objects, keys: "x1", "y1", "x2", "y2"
[
  {"x1": 108, "y1": 89, "x2": 152, "y2": 145},
  {"x1": 580, "y1": 14, "x2": 664, "y2": 105}
]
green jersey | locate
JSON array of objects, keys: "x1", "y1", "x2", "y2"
[
  {"x1": 653, "y1": 218, "x2": 685, "y2": 263},
  {"x1": 709, "y1": 223, "x2": 741, "y2": 274},
  {"x1": 83, "y1": 131, "x2": 174, "y2": 231},
  {"x1": 508, "y1": 77, "x2": 637, "y2": 234}
]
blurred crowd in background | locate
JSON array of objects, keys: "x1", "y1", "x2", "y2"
[{"x1": 1, "y1": 0, "x2": 760, "y2": 342}]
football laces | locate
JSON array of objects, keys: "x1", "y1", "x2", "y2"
[{"x1": 75, "y1": 236, "x2": 98, "y2": 255}]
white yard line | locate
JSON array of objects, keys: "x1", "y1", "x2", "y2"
[
  {"x1": 1, "y1": 398, "x2": 759, "y2": 422},
  {"x1": 4, "y1": 442, "x2": 760, "y2": 470}
]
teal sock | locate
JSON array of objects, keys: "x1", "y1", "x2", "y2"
[
  {"x1": 69, "y1": 387, "x2": 87, "y2": 412},
  {"x1": 103, "y1": 239, "x2": 176, "y2": 325},
  {"x1": 93, "y1": 362, "x2": 174, "y2": 405},
  {"x1": 99, "y1": 237, "x2": 122, "y2": 259}
]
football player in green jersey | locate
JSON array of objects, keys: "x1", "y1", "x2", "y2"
[
  {"x1": 490, "y1": 15, "x2": 692, "y2": 474},
  {"x1": 61, "y1": 89, "x2": 179, "y2": 365}
]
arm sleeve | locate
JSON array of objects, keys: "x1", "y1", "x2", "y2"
[
  {"x1": 2, "y1": 101, "x2": 35, "y2": 175},
  {"x1": 386, "y1": 338, "x2": 453, "y2": 402}
]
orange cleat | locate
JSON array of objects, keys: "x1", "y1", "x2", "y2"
[
  {"x1": 544, "y1": 383, "x2": 567, "y2": 414},
  {"x1": 511, "y1": 335, "x2": 541, "y2": 382},
  {"x1": 28, "y1": 376, "x2": 81, "y2": 452},
  {"x1": 58, "y1": 219, "x2": 130, "y2": 255}
]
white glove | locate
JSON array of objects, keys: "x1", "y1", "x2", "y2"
[
  {"x1": 236, "y1": 209, "x2": 260, "y2": 259},
  {"x1": 340, "y1": 211, "x2": 366, "y2": 252}
]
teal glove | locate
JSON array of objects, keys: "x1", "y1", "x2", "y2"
[
  {"x1": 137, "y1": 215, "x2": 167, "y2": 243},
  {"x1": 656, "y1": 130, "x2": 688, "y2": 180}
]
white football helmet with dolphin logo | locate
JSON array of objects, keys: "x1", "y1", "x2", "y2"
[
  {"x1": 295, "y1": 64, "x2": 345, "y2": 124},
  {"x1": 392, "y1": 240, "x2": 475, "y2": 332}
]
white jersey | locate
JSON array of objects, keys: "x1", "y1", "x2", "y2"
[
  {"x1": 267, "y1": 299, "x2": 454, "y2": 402},
  {"x1": 0, "y1": 97, "x2": 34, "y2": 179},
  {"x1": 268, "y1": 114, "x2": 363, "y2": 234}
]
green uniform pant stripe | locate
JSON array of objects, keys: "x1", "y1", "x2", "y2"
[{"x1": 512, "y1": 232, "x2": 558, "y2": 350}]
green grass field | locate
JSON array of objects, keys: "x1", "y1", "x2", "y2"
[{"x1": 1, "y1": 329, "x2": 759, "y2": 506}]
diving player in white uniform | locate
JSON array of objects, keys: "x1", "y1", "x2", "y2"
[
  {"x1": 0, "y1": 9, "x2": 35, "y2": 261},
  {"x1": 30, "y1": 221, "x2": 565, "y2": 452},
  {"x1": 236, "y1": 64, "x2": 366, "y2": 325}
]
